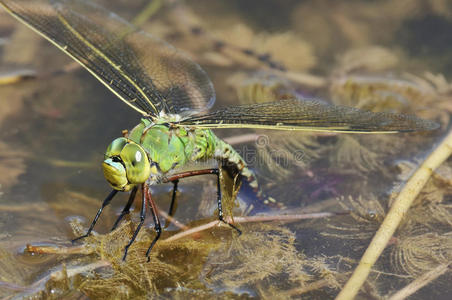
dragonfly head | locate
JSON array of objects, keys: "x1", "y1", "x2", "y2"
[{"x1": 102, "y1": 137, "x2": 151, "y2": 191}]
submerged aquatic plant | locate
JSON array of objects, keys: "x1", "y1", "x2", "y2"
[
  {"x1": 323, "y1": 195, "x2": 386, "y2": 242},
  {"x1": 390, "y1": 229, "x2": 452, "y2": 277}
]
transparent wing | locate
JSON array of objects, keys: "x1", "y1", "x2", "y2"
[
  {"x1": 0, "y1": 0, "x2": 215, "y2": 117},
  {"x1": 178, "y1": 98, "x2": 439, "y2": 133}
]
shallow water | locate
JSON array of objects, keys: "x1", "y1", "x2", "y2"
[{"x1": 0, "y1": 0, "x2": 451, "y2": 299}]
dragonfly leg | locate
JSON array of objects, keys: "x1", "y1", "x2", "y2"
[
  {"x1": 111, "y1": 185, "x2": 138, "y2": 231},
  {"x1": 163, "y1": 179, "x2": 179, "y2": 228},
  {"x1": 163, "y1": 169, "x2": 219, "y2": 181},
  {"x1": 72, "y1": 189, "x2": 118, "y2": 243},
  {"x1": 145, "y1": 187, "x2": 162, "y2": 262},
  {"x1": 164, "y1": 168, "x2": 241, "y2": 235},
  {"x1": 123, "y1": 184, "x2": 146, "y2": 261},
  {"x1": 213, "y1": 169, "x2": 242, "y2": 235}
]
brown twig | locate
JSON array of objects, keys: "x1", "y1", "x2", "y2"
[
  {"x1": 158, "y1": 210, "x2": 190, "y2": 231},
  {"x1": 163, "y1": 212, "x2": 342, "y2": 243},
  {"x1": 25, "y1": 244, "x2": 93, "y2": 255}
]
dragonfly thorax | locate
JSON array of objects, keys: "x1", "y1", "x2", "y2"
[
  {"x1": 128, "y1": 118, "x2": 206, "y2": 172},
  {"x1": 102, "y1": 137, "x2": 152, "y2": 191}
]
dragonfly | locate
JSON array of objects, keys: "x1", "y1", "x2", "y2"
[{"x1": 0, "y1": 0, "x2": 439, "y2": 261}]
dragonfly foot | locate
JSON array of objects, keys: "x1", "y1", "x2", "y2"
[
  {"x1": 145, "y1": 226, "x2": 162, "y2": 262},
  {"x1": 228, "y1": 222, "x2": 242, "y2": 236},
  {"x1": 220, "y1": 217, "x2": 242, "y2": 236},
  {"x1": 71, "y1": 233, "x2": 90, "y2": 243},
  {"x1": 122, "y1": 246, "x2": 130, "y2": 261}
]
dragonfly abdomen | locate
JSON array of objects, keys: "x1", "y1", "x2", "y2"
[{"x1": 212, "y1": 134, "x2": 258, "y2": 190}]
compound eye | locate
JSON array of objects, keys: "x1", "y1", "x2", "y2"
[
  {"x1": 121, "y1": 144, "x2": 145, "y2": 166},
  {"x1": 105, "y1": 137, "x2": 128, "y2": 157},
  {"x1": 120, "y1": 143, "x2": 151, "y2": 184}
]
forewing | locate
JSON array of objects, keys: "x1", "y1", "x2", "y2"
[
  {"x1": 179, "y1": 98, "x2": 439, "y2": 133},
  {"x1": 0, "y1": 0, "x2": 215, "y2": 117}
]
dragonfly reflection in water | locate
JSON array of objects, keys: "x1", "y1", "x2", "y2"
[{"x1": 0, "y1": 0, "x2": 439, "y2": 261}]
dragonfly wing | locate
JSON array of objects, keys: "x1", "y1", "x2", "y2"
[
  {"x1": 178, "y1": 98, "x2": 439, "y2": 133},
  {"x1": 0, "y1": 0, "x2": 215, "y2": 117}
]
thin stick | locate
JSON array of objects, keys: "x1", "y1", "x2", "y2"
[
  {"x1": 25, "y1": 244, "x2": 93, "y2": 255},
  {"x1": 232, "y1": 212, "x2": 344, "y2": 223},
  {"x1": 158, "y1": 209, "x2": 190, "y2": 231},
  {"x1": 163, "y1": 220, "x2": 218, "y2": 243},
  {"x1": 336, "y1": 129, "x2": 452, "y2": 300},
  {"x1": 388, "y1": 263, "x2": 450, "y2": 300},
  {"x1": 163, "y1": 212, "x2": 340, "y2": 243}
]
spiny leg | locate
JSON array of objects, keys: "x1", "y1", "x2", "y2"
[
  {"x1": 163, "y1": 179, "x2": 179, "y2": 228},
  {"x1": 111, "y1": 185, "x2": 138, "y2": 231},
  {"x1": 72, "y1": 189, "x2": 118, "y2": 243},
  {"x1": 145, "y1": 187, "x2": 162, "y2": 262},
  {"x1": 164, "y1": 168, "x2": 241, "y2": 235},
  {"x1": 123, "y1": 184, "x2": 146, "y2": 261},
  {"x1": 162, "y1": 169, "x2": 218, "y2": 228},
  {"x1": 213, "y1": 169, "x2": 242, "y2": 235}
]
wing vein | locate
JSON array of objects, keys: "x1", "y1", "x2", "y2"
[{"x1": 54, "y1": 12, "x2": 158, "y2": 115}]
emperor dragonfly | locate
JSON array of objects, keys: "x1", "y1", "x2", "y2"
[{"x1": 0, "y1": 0, "x2": 438, "y2": 261}]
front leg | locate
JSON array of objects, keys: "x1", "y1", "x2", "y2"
[
  {"x1": 111, "y1": 185, "x2": 138, "y2": 231},
  {"x1": 122, "y1": 184, "x2": 146, "y2": 261},
  {"x1": 72, "y1": 189, "x2": 118, "y2": 243}
]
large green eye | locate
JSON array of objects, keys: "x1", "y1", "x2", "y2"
[
  {"x1": 105, "y1": 137, "x2": 128, "y2": 157},
  {"x1": 120, "y1": 143, "x2": 151, "y2": 184}
]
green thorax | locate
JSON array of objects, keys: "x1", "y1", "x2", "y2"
[{"x1": 127, "y1": 118, "x2": 217, "y2": 174}]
